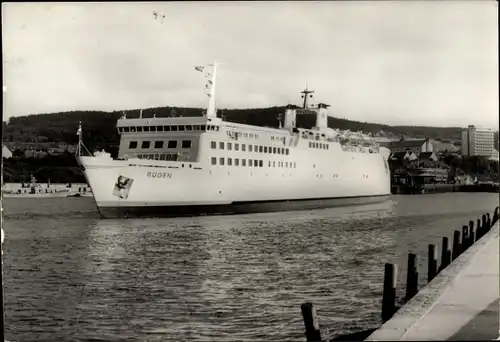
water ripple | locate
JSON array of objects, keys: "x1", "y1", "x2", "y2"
[{"x1": 2, "y1": 193, "x2": 499, "y2": 341}]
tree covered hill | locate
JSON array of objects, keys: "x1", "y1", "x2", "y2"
[{"x1": 3, "y1": 106, "x2": 463, "y2": 151}]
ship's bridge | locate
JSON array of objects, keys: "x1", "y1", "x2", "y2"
[{"x1": 115, "y1": 116, "x2": 223, "y2": 162}]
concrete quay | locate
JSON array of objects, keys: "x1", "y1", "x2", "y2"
[{"x1": 365, "y1": 221, "x2": 499, "y2": 341}]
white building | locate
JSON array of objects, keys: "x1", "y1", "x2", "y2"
[
  {"x1": 461, "y1": 125, "x2": 495, "y2": 157},
  {"x1": 489, "y1": 149, "x2": 499, "y2": 162},
  {"x1": 2, "y1": 145, "x2": 13, "y2": 159}
]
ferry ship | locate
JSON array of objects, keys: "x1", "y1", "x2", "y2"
[{"x1": 77, "y1": 61, "x2": 391, "y2": 218}]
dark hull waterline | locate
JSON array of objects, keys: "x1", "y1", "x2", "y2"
[{"x1": 97, "y1": 194, "x2": 392, "y2": 219}]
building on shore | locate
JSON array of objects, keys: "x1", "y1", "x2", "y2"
[
  {"x1": 2, "y1": 145, "x2": 13, "y2": 159},
  {"x1": 461, "y1": 125, "x2": 495, "y2": 157},
  {"x1": 388, "y1": 136, "x2": 434, "y2": 154}
]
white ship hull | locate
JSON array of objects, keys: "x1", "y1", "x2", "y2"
[
  {"x1": 79, "y1": 144, "x2": 391, "y2": 218},
  {"x1": 75, "y1": 71, "x2": 391, "y2": 218}
]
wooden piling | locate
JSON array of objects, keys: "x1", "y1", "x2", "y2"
[
  {"x1": 301, "y1": 302, "x2": 322, "y2": 342},
  {"x1": 428, "y1": 244, "x2": 437, "y2": 283},
  {"x1": 468, "y1": 220, "x2": 475, "y2": 246},
  {"x1": 405, "y1": 253, "x2": 419, "y2": 302},
  {"x1": 439, "y1": 237, "x2": 451, "y2": 271},
  {"x1": 382, "y1": 263, "x2": 398, "y2": 323},
  {"x1": 476, "y1": 218, "x2": 482, "y2": 241},
  {"x1": 452, "y1": 230, "x2": 461, "y2": 260},
  {"x1": 461, "y1": 226, "x2": 468, "y2": 252}
]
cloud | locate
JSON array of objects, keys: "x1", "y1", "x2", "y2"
[{"x1": 2, "y1": 1, "x2": 498, "y2": 129}]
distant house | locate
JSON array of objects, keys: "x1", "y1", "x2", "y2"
[
  {"x1": 24, "y1": 149, "x2": 48, "y2": 159},
  {"x1": 418, "y1": 152, "x2": 439, "y2": 162},
  {"x1": 431, "y1": 140, "x2": 459, "y2": 155},
  {"x1": 2, "y1": 145, "x2": 13, "y2": 159},
  {"x1": 489, "y1": 149, "x2": 499, "y2": 162},
  {"x1": 388, "y1": 136, "x2": 434, "y2": 155},
  {"x1": 389, "y1": 151, "x2": 417, "y2": 162}
]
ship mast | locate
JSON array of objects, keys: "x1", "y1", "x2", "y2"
[
  {"x1": 301, "y1": 87, "x2": 314, "y2": 109},
  {"x1": 206, "y1": 59, "x2": 218, "y2": 119}
]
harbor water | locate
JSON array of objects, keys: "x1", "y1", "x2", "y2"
[{"x1": 2, "y1": 193, "x2": 499, "y2": 342}]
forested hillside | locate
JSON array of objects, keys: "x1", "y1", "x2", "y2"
[{"x1": 3, "y1": 105, "x2": 463, "y2": 151}]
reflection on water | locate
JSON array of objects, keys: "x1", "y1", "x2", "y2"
[{"x1": 2, "y1": 193, "x2": 499, "y2": 342}]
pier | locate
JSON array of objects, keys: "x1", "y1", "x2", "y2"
[
  {"x1": 300, "y1": 207, "x2": 499, "y2": 341},
  {"x1": 365, "y1": 215, "x2": 499, "y2": 340}
]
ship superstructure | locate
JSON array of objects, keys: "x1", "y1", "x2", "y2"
[{"x1": 77, "y1": 61, "x2": 391, "y2": 218}]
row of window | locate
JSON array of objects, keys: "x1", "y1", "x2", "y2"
[
  {"x1": 211, "y1": 141, "x2": 290, "y2": 155},
  {"x1": 309, "y1": 142, "x2": 330, "y2": 149},
  {"x1": 118, "y1": 124, "x2": 287, "y2": 143},
  {"x1": 211, "y1": 157, "x2": 297, "y2": 168},
  {"x1": 128, "y1": 140, "x2": 192, "y2": 150},
  {"x1": 136, "y1": 153, "x2": 179, "y2": 161},
  {"x1": 119, "y1": 125, "x2": 220, "y2": 133}
]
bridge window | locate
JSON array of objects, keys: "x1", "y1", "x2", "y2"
[
  {"x1": 264, "y1": 146, "x2": 268, "y2": 153},
  {"x1": 157, "y1": 126, "x2": 163, "y2": 131},
  {"x1": 235, "y1": 158, "x2": 239, "y2": 166},
  {"x1": 219, "y1": 157, "x2": 225, "y2": 166},
  {"x1": 201, "y1": 125, "x2": 206, "y2": 131},
  {"x1": 123, "y1": 127, "x2": 130, "y2": 132},
  {"x1": 164, "y1": 126, "x2": 171, "y2": 131},
  {"x1": 211, "y1": 141, "x2": 216, "y2": 149},
  {"x1": 178, "y1": 126, "x2": 185, "y2": 131},
  {"x1": 137, "y1": 127, "x2": 143, "y2": 132},
  {"x1": 211, "y1": 157, "x2": 216, "y2": 165},
  {"x1": 259, "y1": 146, "x2": 263, "y2": 153},
  {"x1": 160, "y1": 154, "x2": 166, "y2": 160},
  {"x1": 186, "y1": 125, "x2": 192, "y2": 131},
  {"x1": 167, "y1": 140, "x2": 177, "y2": 148},
  {"x1": 273, "y1": 147, "x2": 277, "y2": 154},
  {"x1": 182, "y1": 140, "x2": 192, "y2": 149},
  {"x1": 150, "y1": 126, "x2": 156, "y2": 132},
  {"x1": 219, "y1": 142, "x2": 224, "y2": 149},
  {"x1": 242, "y1": 159, "x2": 246, "y2": 166},
  {"x1": 144, "y1": 126, "x2": 150, "y2": 132},
  {"x1": 171, "y1": 126, "x2": 178, "y2": 131},
  {"x1": 228, "y1": 158, "x2": 232, "y2": 166},
  {"x1": 154, "y1": 141, "x2": 164, "y2": 149},
  {"x1": 130, "y1": 127, "x2": 137, "y2": 132},
  {"x1": 227, "y1": 142, "x2": 232, "y2": 151},
  {"x1": 277, "y1": 148, "x2": 281, "y2": 155},
  {"x1": 141, "y1": 141, "x2": 150, "y2": 149},
  {"x1": 254, "y1": 160, "x2": 258, "y2": 167},
  {"x1": 235, "y1": 143, "x2": 239, "y2": 151},
  {"x1": 242, "y1": 144, "x2": 246, "y2": 151},
  {"x1": 259, "y1": 160, "x2": 263, "y2": 167},
  {"x1": 249, "y1": 145, "x2": 253, "y2": 152},
  {"x1": 286, "y1": 148, "x2": 289, "y2": 155},
  {"x1": 249, "y1": 159, "x2": 253, "y2": 167},
  {"x1": 129, "y1": 141, "x2": 138, "y2": 149},
  {"x1": 254, "y1": 145, "x2": 258, "y2": 152}
]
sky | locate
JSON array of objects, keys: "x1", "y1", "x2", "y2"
[{"x1": 2, "y1": 1, "x2": 499, "y2": 128}]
